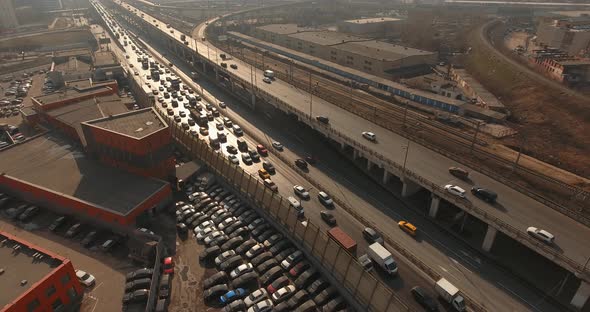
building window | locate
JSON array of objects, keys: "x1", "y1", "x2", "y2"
[
  {"x1": 61, "y1": 273, "x2": 71, "y2": 285},
  {"x1": 67, "y1": 286, "x2": 78, "y2": 301},
  {"x1": 46, "y1": 285, "x2": 57, "y2": 297},
  {"x1": 52, "y1": 298, "x2": 64, "y2": 310},
  {"x1": 27, "y1": 299, "x2": 40, "y2": 312}
]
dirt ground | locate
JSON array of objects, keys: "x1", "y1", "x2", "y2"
[{"x1": 466, "y1": 22, "x2": 590, "y2": 181}]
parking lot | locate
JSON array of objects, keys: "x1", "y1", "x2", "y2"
[{"x1": 0, "y1": 196, "x2": 140, "y2": 312}]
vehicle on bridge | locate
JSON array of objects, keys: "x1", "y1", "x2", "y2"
[
  {"x1": 448, "y1": 167, "x2": 469, "y2": 180},
  {"x1": 435, "y1": 278, "x2": 466, "y2": 311},
  {"x1": 367, "y1": 243, "x2": 397, "y2": 275},
  {"x1": 327, "y1": 227, "x2": 356, "y2": 254}
]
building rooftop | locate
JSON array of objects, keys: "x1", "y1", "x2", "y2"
[
  {"x1": 343, "y1": 17, "x2": 403, "y2": 24},
  {"x1": 335, "y1": 40, "x2": 436, "y2": 61},
  {"x1": 54, "y1": 57, "x2": 92, "y2": 73},
  {"x1": 84, "y1": 107, "x2": 167, "y2": 139},
  {"x1": 65, "y1": 79, "x2": 116, "y2": 91},
  {"x1": 33, "y1": 86, "x2": 113, "y2": 107},
  {"x1": 0, "y1": 231, "x2": 64, "y2": 308},
  {"x1": 0, "y1": 133, "x2": 169, "y2": 215},
  {"x1": 94, "y1": 51, "x2": 118, "y2": 67},
  {"x1": 288, "y1": 31, "x2": 365, "y2": 46},
  {"x1": 256, "y1": 23, "x2": 310, "y2": 35},
  {"x1": 47, "y1": 94, "x2": 129, "y2": 144}
]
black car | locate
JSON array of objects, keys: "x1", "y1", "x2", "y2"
[
  {"x1": 81, "y1": 231, "x2": 98, "y2": 247},
  {"x1": 262, "y1": 161, "x2": 275, "y2": 174},
  {"x1": 321, "y1": 296, "x2": 346, "y2": 312},
  {"x1": 18, "y1": 206, "x2": 39, "y2": 222},
  {"x1": 219, "y1": 255, "x2": 243, "y2": 272},
  {"x1": 49, "y1": 216, "x2": 67, "y2": 231},
  {"x1": 65, "y1": 223, "x2": 83, "y2": 238},
  {"x1": 306, "y1": 278, "x2": 329, "y2": 297},
  {"x1": 224, "y1": 220, "x2": 245, "y2": 236},
  {"x1": 236, "y1": 239, "x2": 258, "y2": 255},
  {"x1": 256, "y1": 258, "x2": 279, "y2": 274},
  {"x1": 230, "y1": 271, "x2": 258, "y2": 289},
  {"x1": 221, "y1": 236, "x2": 245, "y2": 252},
  {"x1": 287, "y1": 289, "x2": 309, "y2": 309},
  {"x1": 410, "y1": 286, "x2": 438, "y2": 311},
  {"x1": 256, "y1": 229, "x2": 276, "y2": 243},
  {"x1": 125, "y1": 278, "x2": 151, "y2": 293},
  {"x1": 295, "y1": 159, "x2": 308, "y2": 169},
  {"x1": 228, "y1": 227, "x2": 250, "y2": 239},
  {"x1": 126, "y1": 268, "x2": 154, "y2": 282},
  {"x1": 122, "y1": 289, "x2": 149, "y2": 304},
  {"x1": 251, "y1": 251, "x2": 273, "y2": 267},
  {"x1": 315, "y1": 116, "x2": 329, "y2": 124},
  {"x1": 251, "y1": 223, "x2": 271, "y2": 238},
  {"x1": 203, "y1": 271, "x2": 228, "y2": 289},
  {"x1": 294, "y1": 299, "x2": 317, "y2": 312},
  {"x1": 200, "y1": 245, "x2": 222, "y2": 262},
  {"x1": 100, "y1": 237, "x2": 120, "y2": 252},
  {"x1": 223, "y1": 299, "x2": 246, "y2": 312},
  {"x1": 260, "y1": 266, "x2": 283, "y2": 286},
  {"x1": 294, "y1": 269, "x2": 318, "y2": 289},
  {"x1": 269, "y1": 239, "x2": 291, "y2": 255},
  {"x1": 204, "y1": 284, "x2": 229, "y2": 301},
  {"x1": 276, "y1": 247, "x2": 296, "y2": 263},
  {"x1": 471, "y1": 187, "x2": 498, "y2": 203},
  {"x1": 176, "y1": 222, "x2": 188, "y2": 235},
  {"x1": 208, "y1": 234, "x2": 230, "y2": 248},
  {"x1": 313, "y1": 286, "x2": 338, "y2": 306},
  {"x1": 320, "y1": 211, "x2": 336, "y2": 226},
  {"x1": 362, "y1": 227, "x2": 384, "y2": 244},
  {"x1": 10, "y1": 204, "x2": 28, "y2": 220}
]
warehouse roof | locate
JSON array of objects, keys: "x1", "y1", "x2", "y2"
[
  {"x1": 84, "y1": 107, "x2": 167, "y2": 139},
  {"x1": 343, "y1": 17, "x2": 403, "y2": 24},
  {"x1": 94, "y1": 51, "x2": 118, "y2": 67},
  {"x1": 0, "y1": 133, "x2": 169, "y2": 215},
  {"x1": 0, "y1": 232, "x2": 64, "y2": 308},
  {"x1": 33, "y1": 86, "x2": 113, "y2": 107},
  {"x1": 256, "y1": 23, "x2": 310, "y2": 35},
  {"x1": 288, "y1": 31, "x2": 364, "y2": 46},
  {"x1": 335, "y1": 40, "x2": 436, "y2": 61}
]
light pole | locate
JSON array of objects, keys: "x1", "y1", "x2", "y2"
[
  {"x1": 402, "y1": 139, "x2": 410, "y2": 176},
  {"x1": 309, "y1": 71, "x2": 313, "y2": 119}
]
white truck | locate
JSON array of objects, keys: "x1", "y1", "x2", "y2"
[
  {"x1": 435, "y1": 278, "x2": 466, "y2": 311},
  {"x1": 367, "y1": 243, "x2": 397, "y2": 275}
]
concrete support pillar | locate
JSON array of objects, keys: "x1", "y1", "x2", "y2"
[
  {"x1": 571, "y1": 281, "x2": 590, "y2": 309},
  {"x1": 482, "y1": 225, "x2": 498, "y2": 252},
  {"x1": 250, "y1": 92, "x2": 256, "y2": 109},
  {"x1": 401, "y1": 178, "x2": 422, "y2": 197},
  {"x1": 429, "y1": 195, "x2": 440, "y2": 218},
  {"x1": 341, "y1": 142, "x2": 346, "y2": 150},
  {"x1": 202, "y1": 61, "x2": 206, "y2": 73},
  {"x1": 353, "y1": 149, "x2": 359, "y2": 160},
  {"x1": 382, "y1": 170, "x2": 390, "y2": 184},
  {"x1": 367, "y1": 160, "x2": 373, "y2": 171}
]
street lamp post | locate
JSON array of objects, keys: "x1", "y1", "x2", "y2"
[{"x1": 402, "y1": 139, "x2": 410, "y2": 176}]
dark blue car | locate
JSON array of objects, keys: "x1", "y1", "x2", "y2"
[{"x1": 220, "y1": 288, "x2": 248, "y2": 305}]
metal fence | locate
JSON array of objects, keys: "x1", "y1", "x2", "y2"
[{"x1": 159, "y1": 110, "x2": 412, "y2": 312}]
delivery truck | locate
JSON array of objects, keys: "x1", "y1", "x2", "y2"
[
  {"x1": 327, "y1": 227, "x2": 356, "y2": 254},
  {"x1": 367, "y1": 243, "x2": 397, "y2": 275},
  {"x1": 435, "y1": 278, "x2": 466, "y2": 311}
]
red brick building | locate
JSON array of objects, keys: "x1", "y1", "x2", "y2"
[{"x1": 0, "y1": 231, "x2": 84, "y2": 312}]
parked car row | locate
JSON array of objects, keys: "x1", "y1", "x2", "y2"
[
  {"x1": 123, "y1": 256, "x2": 173, "y2": 311},
  {"x1": 176, "y1": 180, "x2": 348, "y2": 312}
]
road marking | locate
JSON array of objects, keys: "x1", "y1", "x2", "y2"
[
  {"x1": 439, "y1": 265, "x2": 448, "y2": 272},
  {"x1": 496, "y1": 282, "x2": 543, "y2": 312}
]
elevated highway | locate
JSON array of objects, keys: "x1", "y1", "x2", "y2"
[{"x1": 112, "y1": 0, "x2": 590, "y2": 309}]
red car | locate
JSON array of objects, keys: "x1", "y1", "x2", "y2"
[
  {"x1": 289, "y1": 261, "x2": 310, "y2": 277},
  {"x1": 163, "y1": 257, "x2": 174, "y2": 274},
  {"x1": 256, "y1": 144, "x2": 268, "y2": 157}
]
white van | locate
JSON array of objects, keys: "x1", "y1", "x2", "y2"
[
  {"x1": 263, "y1": 70, "x2": 274, "y2": 78},
  {"x1": 232, "y1": 124, "x2": 243, "y2": 136},
  {"x1": 288, "y1": 196, "x2": 304, "y2": 216}
]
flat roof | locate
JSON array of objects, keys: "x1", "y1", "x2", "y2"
[
  {"x1": 335, "y1": 40, "x2": 436, "y2": 61},
  {"x1": 0, "y1": 133, "x2": 169, "y2": 215},
  {"x1": 256, "y1": 24, "x2": 310, "y2": 35},
  {"x1": 343, "y1": 17, "x2": 403, "y2": 24},
  {"x1": 66, "y1": 79, "x2": 116, "y2": 91},
  {"x1": 94, "y1": 51, "x2": 118, "y2": 67},
  {"x1": 559, "y1": 59, "x2": 590, "y2": 66},
  {"x1": 47, "y1": 94, "x2": 129, "y2": 144},
  {"x1": 55, "y1": 57, "x2": 92, "y2": 73},
  {"x1": 84, "y1": 107, "x2": 167, "y2": 139},
  {"x1": 0, "y1": 232, "x2": 64, "y2": 308},
  {"x1": 288, "y1": 31, "x2": 364, "y2": 46},
  {"x1": 33, "y1": 86, "x2": 113, "y2": 107}
]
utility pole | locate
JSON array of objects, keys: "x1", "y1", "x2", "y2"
[
  {"x1": 309, "y1": 71, "x2": 313, "y2": 119},
  {"x1": 512, "y1": 133, "x2": 525, "y2": 172},
  {"x1": 402, "y1": 139, "x2": 410, "y2": 176},
  {"x1": 470, "y1": 121, "x2": 481, "y2": 154},
  {"x1": 402, "y1": 101, "x2": 408, "y2": 129}
]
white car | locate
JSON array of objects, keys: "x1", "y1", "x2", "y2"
[
  {"x1": 263, "y1": 77, "x2": 272, "y2": 84},
  {"x1": 245, "y1": 243, "x2": 264, "y2": 259},
  {"x1": 195, "y1": 226, "x2": 216, "y2": 241},
  {"x1": 527, "y1": 227, "x2": 555, "y2": 244},
  {"x1": 293, "y1": 185, "x2": 310, "y2": 200},
  {"x1": 247, "y1": 299, "x2": 273, "y2": 312},
  {"x1": 271, "y1": 285, "x2": 296, "y2": 303},
  {"x1": 228, "y1": 154, "x2": 239, "y2": 165},
  {"x1": 244, "y1": 288, "x2": 269, "y2": 307},
  {"x1": 318, "y1": 191, "x2": 333, "y2": 207},
  {"x1": 195, "y1": 220, "x2": 214, "y2": 232},
  {"x1": 271, "y1": 141, "x2": 283, "y2": 151},
  {"x1": 75, "y1": 270, "x2": 96, "y2": 287},
  {"x1": 230, "y1": 263, "x2": 254, "y2": 279},
  {"x1": 215, "y1": 250, "x2": 236, "y2": 266},
  {"x1": 444, "y1": 184, "x2": 466, "y2": 198},
  {"x1": 203, "y1": 231, "x2": 223, "y2": 245},
  {"x1": 218, "y1": 217, "x2": 238, "y2": 231},
  {"x1": 362, "y1": 131, "x2": 376, "y2": 141}
]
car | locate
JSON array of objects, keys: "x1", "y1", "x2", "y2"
[
  {"x1": 224, "y1": 299, "x2": 246, "y2": 312},
  {"x1": 221, "y1": 236, "x2": 245, "y2": 252},
  {"x1": 411, "y1": 286, "x2": 438, "y2": 311},
  {"x1": 260, "y1": 266, "x2": 283, "y2": 286},
  {"x1": 230, "y1": 64, "x2": 238, "y2": 69},
  {"x1": 177, "y1": 222, "x2": 188, "y2": 235},
  {"x1": 100, "y1": 237, "x2": 120, "y2": 252},
  {"x1": 271, "y1": 141, "x2": 283, "y2": 151},
  {"x1": 204, "y1": 284, "x2": 229, "y2": 301},
  {"x1": 195, "y1": 220, "x2": 215, "y2": 232},
  {"x1": 75, "y1": 270, "x2": 96, "y2": 287},
  {"x1": 322, "y1": 296, "x2": 346, "y2": 312},
  {"x1": 204, "y1": 231, "x2": 225, "y2": 244},
  {"x1": 225, "y1": 220, "x2": 245, "y2": 236},
  {"x1": 231, "y1": 263, "x2": 254, "y2": 279},
  {"x1": 448, "y1": 166, "x2": 469, "y2": 180},
  {"x1": 241, "y1": 153, "x2": 253, "y2": 165},
  {"x1": 216, "y1": 250, "x2": 238, "y2": 267},
  {"x1": 362, "y1": 227, "x2": 384, "y2": 244},
  {"x1": 398, "y1": 221, "x2": 417, "y2": 236},
  {"x1": 286, "y1": 289, "x2": 309, "y2": 309},
  {"x1": 263, "y1": 233, "x2": 283, "y2": 248},
  {"x1": 255, "y1": 229, "x2": 276, "y2": 243},
  {"x1": 203, "y1": 271, "x2": 228, "y2": 289},
  {"x1": 220, "y1": 255, "x2": 244, "y2": 272},
  {"x1": 219, "y1": 217, "x2": 239, "y2": 230},
  {"x1": 267, "y1": 275, "x2": 290, "y2": 294},
  {"x1": 209, "y1": 234, "x2": 230, "y2": 247},
  {"x1": 65, "y1": 223, "x2": 83, "y2": 237},
  {"x1": 294, "y1": 299, "x2": 317, "y2": 312},
  {"x1": 263, "y1": 179, "x2": 278, "y2": 192},
  {"x1": 444, "y1": 184, "x2": 466, "y2": 198},
  {"x1": 200, "y1": 127, "x2": 209, "y2": 135},
  {"x1": 258, "y1": 169, "x2": 271, "y2": 180},
  {"x1": 527, "y1": 226, "x2": 555, "y2": 244},
  {"x1": 231, "y1": 271, "x2": 258, "y2": 289},
  {"x1": 295, "y1": 159, "x2": 308, "y2": 169},
  {"x1": 228, "y1": 154, "x2": 240, "y2": 165},
  {"x1": 289, "y1": 261, "x2": 310, "y2": 277},
  {"x1": 125, "y1": 277, "x2": 151, "y2": 293},
  {"x1": 293, "y1": 185, "x2": 310, "y2": 200},
  {"x1": 245, "y1": 243, "x2": 265, "y2": 259},
  {"x1": 268, "y1": 239, "x2": 291, "y2": 255},
  {"x1": 256, "y1": 144, "x2": 268, "y2": 156},
  {"x1": 315, "y1": 116, "x2": 329, "y2": 124},
  {"x1": 263, "y1": 77, "x2": 272, "y2": 83},
  {"x1": 126, "y1": 268, "x2": 153, "y2": 281},
  {"x1": 256, "y1": 258, "x2": 279, "y2": 274},
  {"x1": 122, "y1": 289, "x2": 149, "y2": 304},
  {"x1": 271, "y1": 285, "x2": 296, "y2": 304},
  {"x1": 471, "y1": 187, "x2": 498, "y2": 203},
  {"x1": 251, "y1": 252, "x2": 273, "y2": 267},
  {"x1": 317, "y1": 191, "x2": 334, "y2": 207},
  {"x1": 18, "y1": 206, "x2": 39, "y2": 222},
  {"x1": 281, "y1": 250, "x2": 303, "y2": 270},
  {"x1": 163, "y1": 257, "x2": 174, "y2": 274},
  {"x1": 312, "y1": 286, "x2": 338, "y2": 306},
  {"x1": 247, "y1": 299, "x2": 273, "y2": 312},
  {"x1": 235, "y1": 239, "x2": 257, "y2": 255},
  {"x1": 276, "y1": 247, "x2": 296, "y2": 263},
  {"x1": 196, "y1": 226, "x2": 217, "y2": 241},
  {"x1": 81, "y1": 231, "x2": 98, "y2": 247},
  {"x1": 362, "y1": 131, "x2": 376, "y2": 141},
  {"x1": 294, "y1": 269, "x2": 318, "y2": 288},
  {"x1": 245, "y1": 288, "x2": 269, "y2": 307},
  {"x1": 220, "y1": 288, "x2": 248, "y2": 305},
  {"x1": 227, "y1": 145, "x2": 238, "y2": 154},
  {"x1": 320, "y1": 211, "x2": 336, "y2": 226},
  {"x1": 262, "y1": 161, "x2": 275, "y2": 174},
  {"x1": 306, "y1": 278, "x2": 329, "y2": 296}
]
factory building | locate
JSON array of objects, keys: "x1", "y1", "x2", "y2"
[
  {"x1": 338, "y1": 17, "x2": 403, "y2": 36},
  {"x1": 536, "y1": 16, "x2": 590, "y2": 56}
]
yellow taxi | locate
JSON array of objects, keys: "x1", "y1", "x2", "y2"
[
  {"x1": 258, "y1": 168, "x2": 270, "y2": 180},
  {"x1": 398, "y1": 221, "x2": 417, "y2": 236}
]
